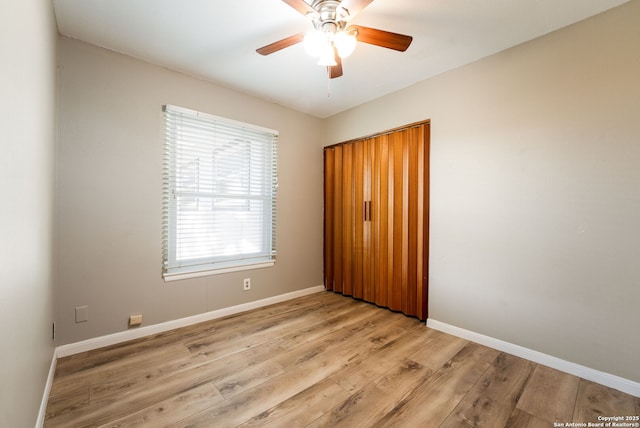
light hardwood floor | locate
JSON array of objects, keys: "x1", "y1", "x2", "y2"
[{"x1": 45, "y1": 292, "x2": 640, "y2": 427}]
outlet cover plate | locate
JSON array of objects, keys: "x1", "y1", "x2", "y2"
[{"x1": 129, "y1": 314, "x2": 143, "y2": 326}]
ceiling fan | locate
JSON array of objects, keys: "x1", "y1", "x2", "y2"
[{"x1": 256, "y1": 0, "x2": 413, "y2": 78}]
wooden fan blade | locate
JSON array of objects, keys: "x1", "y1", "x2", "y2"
[
  {"x1": 256, "y1": 33, "x2": 304, "y2": 56},
  {"x1": 340, "y1": 0, "x2": 374, "y2": 17},
  {"x1": 329, "y1": 50, "x2": 343, "y2": 79},
  {"x1": 281, "y1": 0, "x2": 315, "y2": 16},
  {"x1": 350, "y1": 25, "x2": 413, "y2": 52}
]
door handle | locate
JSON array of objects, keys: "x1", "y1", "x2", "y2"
[{"x1": 363, "y1": 201, "x2": 372, "y2": 222}]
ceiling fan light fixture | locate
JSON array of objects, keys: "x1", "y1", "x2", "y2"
[
  {"x1": 317, "y1": 44, "x2": 337, "y2": 66},
  {"x1": 303, "y1": 30, "x2": 327, "y2": 57},
  {"x1": 257, "y1": 0, "x2": 413, "y2": 78},
  {"x1": 334, "y1": 30, "x2": 357, "y2": 58}
]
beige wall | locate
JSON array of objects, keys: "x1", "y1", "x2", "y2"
[
  {"x1": 0, "y1": 0, "x2": 58, "y2": 425},
  {"x1": 56, "y1": 37, "x2": 325, "y2": 345},
  {"x1": 55, "y1": 0, "x2": 638, "y2": 390},
  {"x1": 325, "y1": 1, "x2": 640, "y2": 383}
]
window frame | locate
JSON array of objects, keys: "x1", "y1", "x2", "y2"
[{"x1": 162, "y1": 104, "x2": 278, "y2": 281}]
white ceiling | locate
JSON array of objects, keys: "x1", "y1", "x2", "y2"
[{"x1": 53, "y1": 0, "x2": 629, "y2": 118}]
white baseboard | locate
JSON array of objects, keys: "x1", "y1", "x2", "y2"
[
  {"x1": 426, "y1": 318, "x2": 640, "y2": 398},
  {"x1": 36, "y1": 350, "x2": 57, "y2": 428},
  {"x1": 57, "y1": 285, "x2": 325, "y2": 358}
]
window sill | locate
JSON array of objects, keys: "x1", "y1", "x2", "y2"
[{"x1": 163, "y1": 261, "x2": 275, "y2": 282}]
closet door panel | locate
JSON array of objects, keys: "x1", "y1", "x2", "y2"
[
  {"x1": 362, "y1": 138, "x2": 375, "y2": 302},
  {"x1": 324, "y1": 146, "x2": 347, "y2": 294},
  {"x1": 373, "y1": 136, "x2": 390, "y2": 308},
  {"x1": 406, "y1": 127, "x2": 420, "y2": 316},
  {"x1": 413, "y1": 124, "x2": 428, "y2": 320},
  {"x1": 388, "y1": 131, "x2": 407, "y2": 313},
  {"x1": 323, "y1": 148, "x2": 335, "y2": 291},
  {"x1": 341, "y1": 143, "x2": 354, "y2": 296},
  {"x1": 333, "y1": 146, "x2": 345, "y2": 293},
  {"x1": 352, "y1": 141, "x2": 366, "y2": 299},
  {"x1": 419, "y1": 124, "x2": 430, "y2": 320}
]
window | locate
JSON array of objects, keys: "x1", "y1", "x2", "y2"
[{"x1": 162, "y1": 104, "x2": 278, "y2": 281}]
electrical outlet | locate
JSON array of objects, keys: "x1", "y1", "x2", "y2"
[
  {"x1": 243, "y1": 278, "x2": 251, "y2": 291},
  {"x1": 129, "y1": 314, "x2": 143, "y2": 326}
]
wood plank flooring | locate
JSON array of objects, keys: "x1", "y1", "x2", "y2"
[{"x1": 45, "y1": 292, "x2": 640, "y2": 427}]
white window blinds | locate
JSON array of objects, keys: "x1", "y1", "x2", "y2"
[{"x1": 162, "y1": 104, "x2": 278, "y2": 280}]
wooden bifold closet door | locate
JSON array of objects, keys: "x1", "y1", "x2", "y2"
[{"x1": 324, "y1": 121, "x2": 430, "y2": 320}]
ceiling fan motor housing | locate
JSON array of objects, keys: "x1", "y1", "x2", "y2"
[{"x1": 310, "y1": 0, "x2": 350, "y2": 32}]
